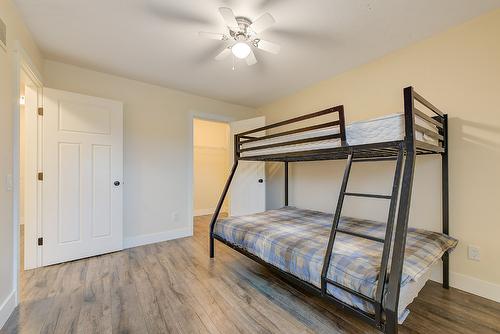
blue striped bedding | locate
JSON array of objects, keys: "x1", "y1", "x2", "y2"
[{"x1": 213, "y1": 206, "x2": 457, "y2": 315}]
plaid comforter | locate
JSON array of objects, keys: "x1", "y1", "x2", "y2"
[{"x1": 214, "y1": 207, "x2": 457, "y2": 315}]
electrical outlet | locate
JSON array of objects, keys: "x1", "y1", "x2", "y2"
[
  {"x1": 171, "y1": 211, "x2": 179, "y2": 222},
  {"x1": 468, "y1": 245, "x2": 481, "y2": 261}
]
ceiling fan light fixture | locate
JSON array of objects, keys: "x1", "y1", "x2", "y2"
[
  {"x1": 231, "y1": 42, "x2": 251, "y2": 59},
  {"x1": 200, "y1": 7, "x2": 279, "y2": 67}
]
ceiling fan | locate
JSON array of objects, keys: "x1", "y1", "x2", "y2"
[{"x1": 199, "y1": 7, "x2": 280, "y2": 67}]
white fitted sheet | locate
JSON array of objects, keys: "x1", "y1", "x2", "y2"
[
  {"x1": 397, "y1": 266, "x2": 432, "y2": 323},
  {"x1": 398, "y1": 266, "x2": 432, "y2": 324},
  {"x1": 241, "y1": 113, "x2": 439, "y2": 157}
]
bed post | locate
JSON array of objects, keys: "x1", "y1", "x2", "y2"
[
  {"x1": 284, "y1": 162, "x2": 289, "y2": 206},
  {"x1": 385, "y1": 87, "x2": 416, "y2": 334},
  {"x1": 338, "y1": 105, "x2": 347, "y2": 145},
  {"x1": 441, "y1": 114, "x2": 450, "y2": 289},
  {"x1": 209, "y1": 134, "x2": 240, "y2": 258}
]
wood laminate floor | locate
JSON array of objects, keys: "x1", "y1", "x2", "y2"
[{"x1": 3, "y1": 215, "x2": 500, "y2": 334}]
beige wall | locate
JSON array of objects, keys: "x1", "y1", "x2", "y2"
[
  {"x1": 43, "y1": 60, "x2": 256, "y2": 244},
  {"x1": 0, "y1": 0, "x2": 43, "y2": 326},
  {"x1": 193, "y1": 119, "x2": 229, "y2": 215},
  {"x1": 258, "y1": 10, "x2": 500, "y2": 297}
]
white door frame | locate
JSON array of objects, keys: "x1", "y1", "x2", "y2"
[
  {"x1": 12, "y1": 41, "x2": 44, "y2": 305},
  {"x1": 187, "y1": 111, "x2": 236, "y2": 231}
]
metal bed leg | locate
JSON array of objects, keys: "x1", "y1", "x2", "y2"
[
  {"x1": 441, "y1": 114, "x2": 450, "y2": 289},
  {"x1": 209, "y1": 235, "x2": 215, "y2": 258},
  {"x1": 385, "y1": 310, "x2": 398, "y2": 334},
  {"x1": 384, "y1": 151, "x2": 416, "y2": 334},
  {"x1": 284, "y1": 162, "x2": 289, "y2": 206},
  {"x1": 209, "y1": 162, "x2": 239, "y2": 258},
  {"x1": 384, "y1": 88, "x2": 417, "y2": 334},
  {"x1": 443, "y1": 252, "x2": 450, "y2": 289}
]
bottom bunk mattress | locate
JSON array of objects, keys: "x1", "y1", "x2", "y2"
[{"x1": 213, "y1": 207, "x2": 457, "y2": 322}]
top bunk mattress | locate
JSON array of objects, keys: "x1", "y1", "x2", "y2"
[
  {"x1": 240, "y1": 113, "x2": 439, "y2": 157},
  {"x1": 213, "y1": 206, "x2": 457, "y2": 316}
]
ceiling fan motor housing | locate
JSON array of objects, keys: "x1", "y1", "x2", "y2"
[
  {"x1": 201, "y1": 7, "x2": 279, "y2": 67},
  {"x1": 230, "y1": 17, "x2": 254, "y2": 40}
]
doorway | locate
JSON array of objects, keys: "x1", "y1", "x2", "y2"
[
  {"x1": 193, "y1": 118, "x2": 231, "y2": 219},
  {"x1": 13, "y1": 44, "x2": 44, "y2": 306},
  {"x1": 189, "y1": 114, "x2": 267, "y2": 233}
]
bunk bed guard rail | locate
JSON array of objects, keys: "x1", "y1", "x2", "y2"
[{"x1": 234, "y1": 105, "x2": 347, "y2": 161}]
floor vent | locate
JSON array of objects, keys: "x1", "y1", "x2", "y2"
[{"x1": 0, "y1": 17, "x2": 6, "y2": 51}]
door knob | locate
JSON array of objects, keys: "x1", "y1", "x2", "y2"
[
  {"x1": 258, "y1": 179, "x2": 264, "y2": 183},
  {"x1": 114, "y1": 181, "x2": 121, "y2": 186}
]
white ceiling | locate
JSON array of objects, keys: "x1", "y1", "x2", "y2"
[{"x1": 14, "y1": 0, "x2": 500, "y2": 107}]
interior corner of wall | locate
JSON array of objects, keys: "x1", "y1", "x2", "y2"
[{"x1": 0, "y1": 289, "x2": 17, "y2": 330}]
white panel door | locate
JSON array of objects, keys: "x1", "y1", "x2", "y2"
[
  {"x1": 42, "y1": 88, "x2": 123, "y2": 266},
  {"x1": 230, "y1": 117, "x2": 266, "y2": 216}
]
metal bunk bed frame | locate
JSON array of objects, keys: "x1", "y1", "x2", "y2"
[{"x1": 209, "y1": 86, "x2": 449, "y2": 334}]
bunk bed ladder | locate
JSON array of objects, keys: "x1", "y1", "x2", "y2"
[
  {"x1": 321, "y1": 152, "x2": 353, "y2": 295},
  {"x1": 321, "y1": 144, "x2": 405, "y2": 328},
  {"x1": 373, "y1": 147, "x2": 404, "y2": 325}
]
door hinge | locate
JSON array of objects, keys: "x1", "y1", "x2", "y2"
[
  {"x1": 38, "y1": 107, "x2": 44, "y2": 116},
  {"x1": 38, "y1": 237, "x2": 43, "y2": 246},
  {"x1": 37, "y1": 172, "x2": 43, "y2": 181}
]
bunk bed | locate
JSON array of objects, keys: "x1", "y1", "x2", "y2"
[{"x1": 208, "y1": 86, "x2": 458, "y2": 334}]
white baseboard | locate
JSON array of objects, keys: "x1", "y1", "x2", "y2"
[
  {"x1": 194, "y1": 208, "x2": 229, "y2": 216},
  {"x1": 0, "y1": 290, "x2": 16, "y2": 330},
  {"x1": 124, "y1": 227, "x2": 193, "y2": 249},
  {"x1": 194, "y1": 208, "x2": 215, "y2": 216},
  {"x1": 431, "y1": 266, "x2": 500, "y2": 303}
]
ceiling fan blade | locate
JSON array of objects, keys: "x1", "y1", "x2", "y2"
[
  {"x1": 250, "y1": 13, "x2": 275, "y2": 33},
  {"x1": 199, "y1": 32, "x2": 227, "y2": 41},
  {"x1": 215, "y1": 48, "x2": 232, "y2": 61},
  {"x1": 219, "y1": 7, "x2": 238, "y2": 28},
  {"x1": 256, "y1": 39, "x2": 280, "y2": 54},
  {"x1": 246, "y1": 49, "x2": 257, "y2": 66}
]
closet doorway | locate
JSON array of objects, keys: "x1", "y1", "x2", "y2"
[
  {"x1": 190, "y1": 115, "x2": 266, "y2": 231},
  {"x1": 193, "y1": 119, "x2": 231, "y2": 218}
]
